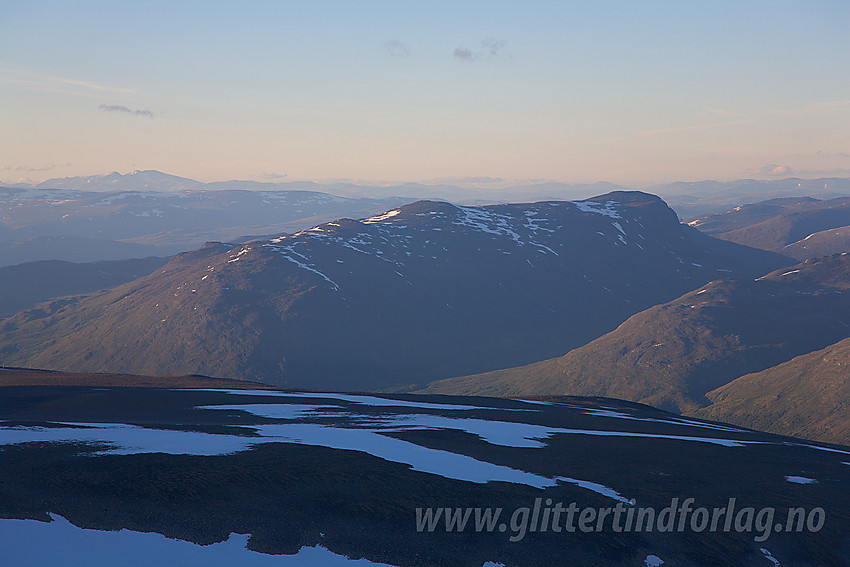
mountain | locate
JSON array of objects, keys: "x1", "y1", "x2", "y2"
[
  {"x1": 778, "y1": 225, "x2": 850, "y2": 260},
  {"x1": 0, "y1": 257, "x2": 168, "y2": 318},
  {"x1": 0, "y1": 235, "x2": 172, "y2": 268},
  {"x1": 690, "y1": 336, "x2": 850, "y2": 446},
  {"x1": 687, "y1": 196, "x2": 850, "y2": 259},
  {"x1": 28, "y1": 170, "x2": 850, "y2": 217},
  {"x1": 34, "y1": 170, "x2": 206, "y2": 192},
  {"x1": 1, "y1": 384, "x2": 848, "y2": 566},
  {"x1": 653, "y1": 178, "x2": 850, "y2": 219},
  {"x1": 29, "y1": 170, "x2": 627, "y2": 203},
  {"x1": 0, "y1": 184, "x2": 412, "y2": 264},
  {"x1": 0, "y1": 192, "x2": 789, "y2": 390},
  {"x1": 420, "y1": 254, "x2": 850, "y2": 414}
]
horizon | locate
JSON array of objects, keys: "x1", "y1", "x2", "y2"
[
  {"x1": 4, "y1": 167, "x2": 850, "y2": 193},
  {"x1": 2, "y1": 1, "x2": 849, "y2": 187}
]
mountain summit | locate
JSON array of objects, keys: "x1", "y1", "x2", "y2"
[{"x1": 0, "y1": 192, "x2": 790, "y2": 389}]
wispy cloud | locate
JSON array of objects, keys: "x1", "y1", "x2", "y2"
[
  {"x1": 99, "y1": 104, "x2": 154, "y2": 118},
  {"x1": 385, "y1": 40, "x2": 410, "y2": 58},
  {"x1": 0, "y1": 66, "x2": 137, "y2": 98},
  {"x1": 701, "y1": 100, "x2": 850, "y2": 121},
  {"x1": 2, "y1": 162, "x2": 73, "y2": 173},
  {"x1": 453, "y1": 38, "x2": 508, "y2": 61},
  {"x1": 453, "y1": 47, "x2": 475, "y2": 61},
  {"x1": 596, "y1": 98, "x2": 850, "y2": 145},
  {"x1": 742, "y1": 164, "x2": 850, "y2": 178},
  {"x1": 260, "y1": 172, "x2": 287, "y2": 181},
  {"x1": 816, "y1": 150, "x2": 850, "y2": 159},
  {"x1": 799, "y1": 168, "x2": 850, "y2": 176},
  {"x1": 595, "y1": 119, "x2": 755, "y2": 144},
  {"x1": 749, "y1": 164, "x2": 795, "y2": 177}
]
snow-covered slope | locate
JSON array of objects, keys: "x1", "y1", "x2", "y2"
[{"x1": 1, "y1": 385, "x2": 847, "y2": 566}]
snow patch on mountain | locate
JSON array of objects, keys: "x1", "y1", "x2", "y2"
[{"x1": 573, "y1": 200, "x2": 621, "y2": 218}]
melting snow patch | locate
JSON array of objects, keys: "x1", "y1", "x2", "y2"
[
  {"x1": 255, "y1": 423, "x2": 562, "y2": 488},
  {"x1": 454, "y1": 206, "x2": 523, "y2": 245},
  {"x1": 784, "y1": 476, "x2": 817, "y2": 484},
  {"x1": 227, "y1": 248, "x2": 250, "y2": 262},
  {"x1": 556, "y1": 477, "x2": 630, "y2": 503},
  {"x1": 644, "y1": 555, "x2": 664, "y2": 567},
  {"x1": 197, "y1": 404, "x2": 341, "y2": 420},
  {"x1": 362, "y1": 209, "x2": 400, "y2": 223},
  {"x1": 573, "y1": 200, "x2": 621, "y2": 218},
  {"x1": 0, "y1": 514, "x2": 400, "y2": 566},
  {"x1": 0, "y1": 419, "x2": 559, "y2": 488},
  {"x1": 760, "y1": 548, "x2": 780, "y2": 566},
  {"x1": 267, "y1": 244, "x2": 340, "y2": 291},
  {"x1": 281, "y1": 392, "x2": 486, "y2": 411}
]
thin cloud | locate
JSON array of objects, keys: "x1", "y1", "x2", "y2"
[
  {"x1": 385, "y1": 40, "x2": 410, "y2": 58},
  {"x1": 59, "y1": 77, "x2": 135, "y2": 93},
  {"x1": 816, "y1": 150, "x2": 850, "y2": 159},
  {"x1": 99, "y1": 104, "x2": 154, "y2": 118},
  {"x1": 759, "y1": 164, "x2": 795, "y2": 177},
  {"x1": 595, "y1": 119, "x2": 755, "y2": 144},
  {"x1": 482, "y1": 38, "x2": 507, "y2": 57},
  {"x1": 742, "y1": 164, "x2": 850, "y2": 178},
  {"x1": 601, "y1": 98, "x2": 850, "y2": 145},
  {"x1": 453, "y1": 47, "x2": 474, "y2": 61},
  {"x1": 453, "y1": 38, "x2": 508, "y2": 61},
  {"x1": 6, "y1": 162, "x2": 73, "y2": 173},
  {"x1": 0, "y1": 66, "x2": 137, "y2": 97},
  {"x1": 700, "y1": 100, "x2": 850, "y2": 121},
  {"x1": 260, "y1": 172, "x2": 287, "y2": 181}
]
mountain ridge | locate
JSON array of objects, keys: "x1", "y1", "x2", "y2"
[
  {"x1": 0, "y1": 192, "x2": 790, "y2": 390},
  {"x1": 687, "y1": 196, "x2": 850, "y2": 259}
]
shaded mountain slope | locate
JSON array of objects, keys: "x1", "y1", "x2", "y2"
[
  {"x1": 0, "y1": 257, "x2": 168, "y2": 317},
  {"x1": 0, "y1": 192, "x2": 788, "y2": 390},
  {"x1": 0, "y1": 235, "x2": 172, "y2": 268},
  {"x1": 0, "y1": 366, "x2": 274, "y2": 389},
  {"x1": 689, "y1": 336, "x2": 850, "y2": 446},
  {"x1": 420, "y1": 254, "x2": 850, "y2": 413}
]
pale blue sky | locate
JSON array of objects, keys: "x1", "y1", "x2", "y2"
[{"x1": 2, "y1": 1, "x2": 848, "y2": 186}]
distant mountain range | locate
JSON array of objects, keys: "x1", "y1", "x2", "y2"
[
  {"x1": 0, "y1": 191, "x2": 788, "y2": 391},
  {"x1": 3, "y1": 170, "x2": 848, "y2": 268},
  {"x1": 687, "y1": 196, "x2": 850, "y2": 259},
  {"x1": 0, "y1": 182, "x2": 412, "y2": 265},
  {"x1": 13, "y1": 168, "x2": 850, "y2": 214},
  {"x1": 649, "y1": 178, "x2": 850, "y2": 219}
]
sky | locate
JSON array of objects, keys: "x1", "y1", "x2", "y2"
[{"x1": 2, "y1": 0, "x2": 849, "y2": 188}]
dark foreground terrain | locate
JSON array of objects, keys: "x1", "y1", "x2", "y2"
[{"x1": 0, "y1": 383, "x2": 847, "y2": 566}]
